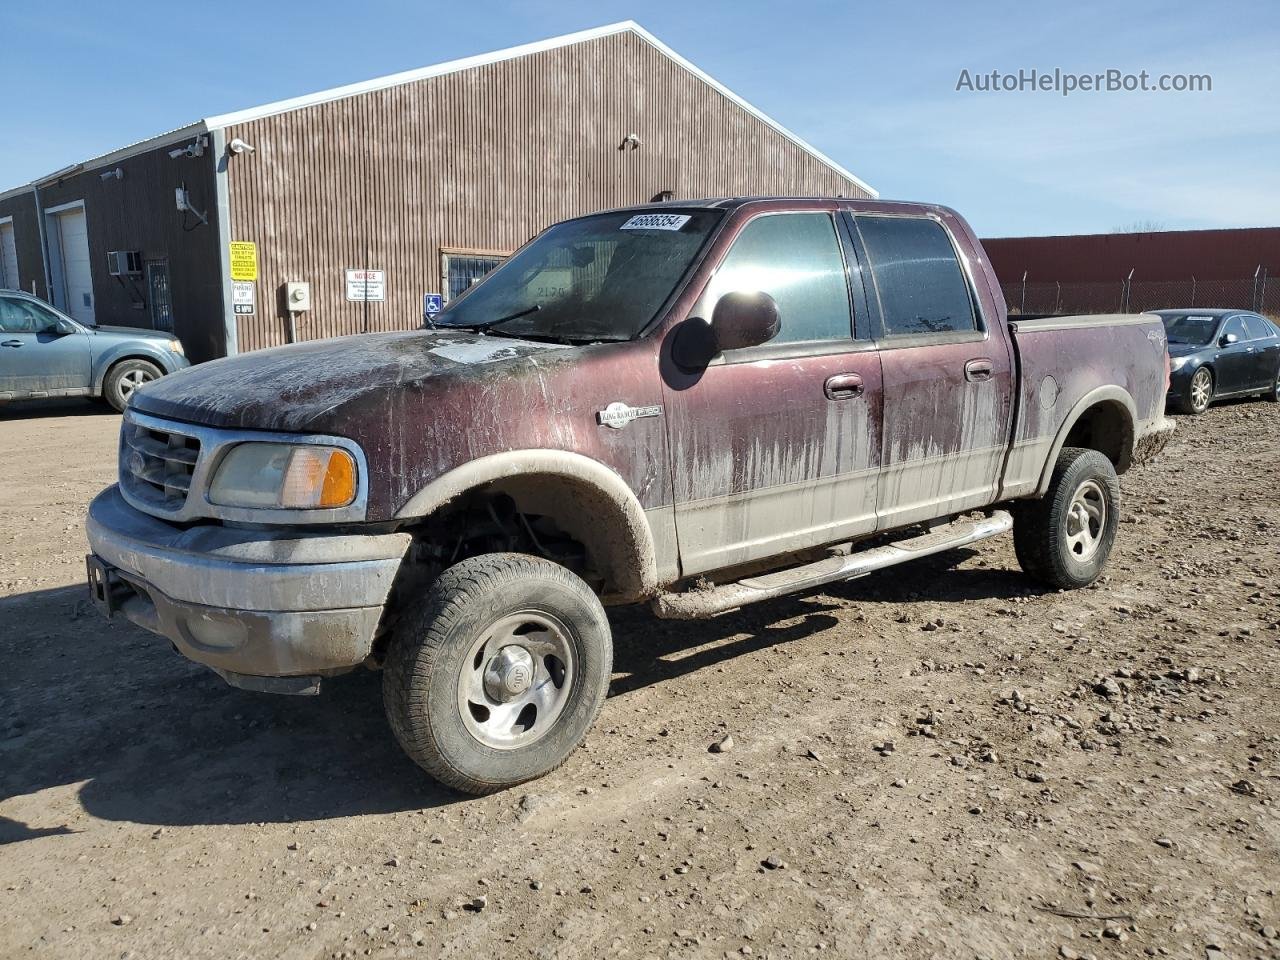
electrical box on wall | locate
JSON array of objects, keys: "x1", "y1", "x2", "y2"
[
  {"x1": 285, "y1": 281, "x2": 312, "y2": 312},
  {"x1": 106, "y1": 250, "x2": 143, "y2": 276}
]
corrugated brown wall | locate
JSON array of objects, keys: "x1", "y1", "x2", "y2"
[
  {"x1": 0, "y1": 191, "x2": 48, "y2": 299},
  {"x1": 32, "y1": 147, "x2": 226, "y2": 362},
  {"x1": 225, "y1": 30, "x2": 869, "y2": 351},
  {"x1": 983, "y1": 227, "x2": 1280, "y2": 283}
]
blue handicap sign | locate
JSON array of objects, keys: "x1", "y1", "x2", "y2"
[{"x1": 423, "y1": 293, "x2": 443, "y2": 318}]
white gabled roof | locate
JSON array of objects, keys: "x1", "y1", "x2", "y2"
[{"x1": 3, "y1": 22, "x2": 874, "y2": 198}]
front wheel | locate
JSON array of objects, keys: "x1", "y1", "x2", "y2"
[
  {"x1": 382, "y1": 553, "x2": 612, "y2": 795},
  {"x1": 1013, "y1": 447, "x2": 1121, "y2": 590},
  {"x1": 1175, "y1": 366, "x2": 1213, "y2": 415},
  {"x1": 103, "y1": 359, "x2": 163, "y2": 412}
]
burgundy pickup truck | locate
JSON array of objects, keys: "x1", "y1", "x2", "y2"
[{"x1": 86, "y1": 197, "x2": 1173, "y2": 793}]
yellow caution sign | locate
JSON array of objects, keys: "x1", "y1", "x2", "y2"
[{"x1": 229, "y1": 242, "x2": 258, "y2": 282}]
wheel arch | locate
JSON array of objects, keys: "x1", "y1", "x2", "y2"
[
  {"x1": 395, "y1": 450, "x2": 660, "y2": 603},
  {"x1": 1035, "y1": 385, "x2": 1137, "y2": 495},
  {"x1": 93, "y1": 350, "x2": 169, "y2": 395}
]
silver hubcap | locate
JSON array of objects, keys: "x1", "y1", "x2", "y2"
[
  {"x1": 1065, "y1": 479, "x2": 1107, "y2": 561},
  {"x1": 119, "y1": 369, "x2": 154, "y2": 398},
  {"x1": 1191, "y1": 369, "x2": 1211, "y2": 410},
  {"x1": 458, "y1": 612, "x2": 574, "y2": 750}
]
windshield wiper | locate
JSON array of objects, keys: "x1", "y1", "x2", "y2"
[{"x1": 449, "y1": 304, "x2": 541, "y2": 333}]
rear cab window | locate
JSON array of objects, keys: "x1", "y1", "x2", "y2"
[{"x1": 852, "y1": 215, "x2": 979, "y2": 340}]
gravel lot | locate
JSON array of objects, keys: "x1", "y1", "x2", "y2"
[{"x1": 2, "y1": 397, "x2": 1278, "y2": 960}]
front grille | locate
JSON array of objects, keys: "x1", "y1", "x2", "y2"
[{"x1": 120, "y1": 419, "x2": 202, "y2": 512}]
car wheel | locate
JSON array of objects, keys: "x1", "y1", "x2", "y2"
[
  {"x1": 1175, "y1": 366, "x2": 1213, "y2": 415},
  {"x1": 104, "y1": 359, "x2": 163, "y2": 412},
  {"x1": 1266, "y1": 363, "x2": 1280, "y2": 403},
  {"x1": 383, "y1": 553, "x2": 612, "y2": 795},
  {"x1": 1013, "y1": 447, "x2": 1121, "y2": 590}
]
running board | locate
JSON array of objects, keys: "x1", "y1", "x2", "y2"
[{"x1": 652, "y1": 511, "x2": 1013, "y2": 620}]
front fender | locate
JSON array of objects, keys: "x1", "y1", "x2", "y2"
[{"x1": 396, "y1": 449, "x2": 662, "y2": 603}]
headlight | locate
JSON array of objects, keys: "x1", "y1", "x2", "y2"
[
  {"x1": 209, "y1": 443, "x2": 357, "y2": 509},
  {"x1": 1169, "y1": 355, "x2": 1189, "y2": 371},
  {"x1": 168, "y1": 339, "x2": 185, "y2": 355}
]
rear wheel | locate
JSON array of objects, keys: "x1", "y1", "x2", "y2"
[
  {"x1": 103, "y1": 359, "x2": 162, "y2": 412},
  {"x1": 1013, "y1": 447, "x2": 1121, "y2": 590},
  {"x1": 1175, "y1": 366, "x2": 1213, "y2": 415},
  {"x1": 1266, "y1": 362, "x2": 1280, "y2": 402},
  {"x1": 383, "y1": 553, "x2": 612, "y2": 795}
]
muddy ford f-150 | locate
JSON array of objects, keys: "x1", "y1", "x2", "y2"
[{"x1": 86, "y1": 198, "x2": 1174, "y2": 793}]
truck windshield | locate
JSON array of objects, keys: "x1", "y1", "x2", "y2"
[
  {"x1": 435, "y1": 209, "x2": 722, "y2": 342},
  {"x1": 1162, "y1": 314, "x2": 1218, "y2": 345}
]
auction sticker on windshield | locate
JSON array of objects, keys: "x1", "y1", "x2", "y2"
[{"x1": 620, "y1": 213, "x2": 691, "y2": 231}]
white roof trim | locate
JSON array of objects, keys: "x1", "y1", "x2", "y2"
[{"x1": 1, "y1": 22, "x2": 874, "y2": 199}]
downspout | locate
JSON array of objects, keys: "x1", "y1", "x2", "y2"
[
  {"x1": 210, "y1": 127, "x2": 238, "y2": 357},
  {"x1": 33, "y1": 184, "x2": 50, "y2": 301}
]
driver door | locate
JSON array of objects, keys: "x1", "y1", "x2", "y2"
[
  {"x1": 662, "y1": 209, "x2": 883, "y2": 576},
  {"x1": 0, "y1": 296, "x2": 91, "y2": 397}
]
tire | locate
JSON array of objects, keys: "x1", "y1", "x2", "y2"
[
  {"x1": 103, "y1": 359, "x2": 163, "y2": 412},
  {"x1": 1173, "y1": 366, "x2": 1213, "y2": 415},
  {"x1": 1266, "y1": 363, "x2": 1280, "y2": 403},
  {"x1": 383, "y1": 553, "x2": 612, "y2": 795},
  {"x1": 1013, "y1": 447, "x2": 1121, "y2": 590}
]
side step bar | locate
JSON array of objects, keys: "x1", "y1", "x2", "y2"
[{"x1": 652, "y1": 510, "x2": 1013, "y2": 620}]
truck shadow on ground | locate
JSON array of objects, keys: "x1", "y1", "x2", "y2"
[
  {"x1": 0, "y1": 549, "x2": 1033, "y2": 835},
  {"x1": 0, "y1": 398, "x2": 117, "y2": 420}
]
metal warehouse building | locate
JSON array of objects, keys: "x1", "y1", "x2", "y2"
[{"x1": 0, "y1": 22, "x2": 874, "y2": 364}]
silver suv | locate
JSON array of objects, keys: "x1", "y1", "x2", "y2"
[{"x1": 0, "y1": 289, "x2": 189, "y2": 410}]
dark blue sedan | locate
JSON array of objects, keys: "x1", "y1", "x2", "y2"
[{"x1": 1156, "y1": 309, "x2": 1280, "y2": 415}]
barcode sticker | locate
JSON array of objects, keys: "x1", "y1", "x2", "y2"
[{"x1": 620, "y1": 213, "x2": 691, "y2": 231}]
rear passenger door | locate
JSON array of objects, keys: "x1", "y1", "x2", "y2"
[
  {"x1": 664, "y1": 209, "x2": 884, "y2": 576},
  {"x1": 848, "y1": 214, "x2": 1014, "y2": 530},
  {"x1": 1243, "y1": 315, "x2": 1280, "y2": 389}
]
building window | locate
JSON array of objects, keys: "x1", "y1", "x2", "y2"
[
  {"x1": 441, "y1": 248, "x2": 507, "y2": 302},
  {"x1": 146, "y1": 260, "x2": 174, "y2": 331}
]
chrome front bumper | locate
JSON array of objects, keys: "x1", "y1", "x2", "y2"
[{"x1": 86, "y1": 485, "x2": 411, "y2": 690}]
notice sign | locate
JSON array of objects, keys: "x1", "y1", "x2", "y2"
[
  {"x1": 345, "y1": 269, "x2": 386, "y2": 302},
  {"x1": 232, "y1": 281, "x2": 256, "y2": 315},
  {"x1": 423, "y1": 293, "x2": 443, "y2": 318},
  {"x1": 229, "y1": 242, "x2": 258, "y2": 281}
]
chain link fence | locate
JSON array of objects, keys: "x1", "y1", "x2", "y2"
[{"x1": 1001, "y1": 276, "x2": 1279, "y2": 319}]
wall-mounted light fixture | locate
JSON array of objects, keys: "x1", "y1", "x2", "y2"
[
  {"x1": 99, "y1": 167, "x2": 123, "y2": 182},
  {"x1": 619, "y1": 133, "x2": 642, "y2": 151},
  {"x1": 228, "y1": 137, "x2": 256, "y2": 155}
]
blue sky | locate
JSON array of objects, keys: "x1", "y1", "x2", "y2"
[{"x1": 2, "y1": 0, "x2": 1276, "y2": 236}]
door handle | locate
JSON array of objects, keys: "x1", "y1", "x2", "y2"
[
  {"x1": 824, "y1": 373, "x2": 865, "y2": 400},
  {"x1": 964, "y1": 358, "x2": 994, "y2": 382},
  {"x1": 1, "y1": 340, "x2": 21, "y2": 348}
]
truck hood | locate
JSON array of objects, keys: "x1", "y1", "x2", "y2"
[{"x1": 130, "y1": 330, "x2": 577, "y2": 434}]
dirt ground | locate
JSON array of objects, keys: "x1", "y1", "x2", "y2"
[{"x1": 1, "y1": 397, "x2": 1278, "y2": 960}]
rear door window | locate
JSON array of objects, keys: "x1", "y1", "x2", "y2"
[
  {"x1": 701, "y1": 213, "x2": 853, "y2": 345},
  {"x1": 1243, "y1": 315, "x2": 1273, "y2": 340},
  {"x1": 855, "y1": 216, "x2": 977, "y2": 338}
]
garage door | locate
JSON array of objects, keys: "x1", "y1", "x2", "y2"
[
  {"x1": 0, "y1": 222, "x2": 17, "y2": 290},
  {"x1": 54, "y1": 207, "x2": 94, "y2": 325}
]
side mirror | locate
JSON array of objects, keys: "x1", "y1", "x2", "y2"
[
  {"x1": 53, "y1": 319, "x2": 78, "y2": 336},
  {"x1": 1220, "y1": 332, "x2": 1239, "y2": 347},
  {"x1": 710, "y1": 291, "x2": 780, "y2": 351}
]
